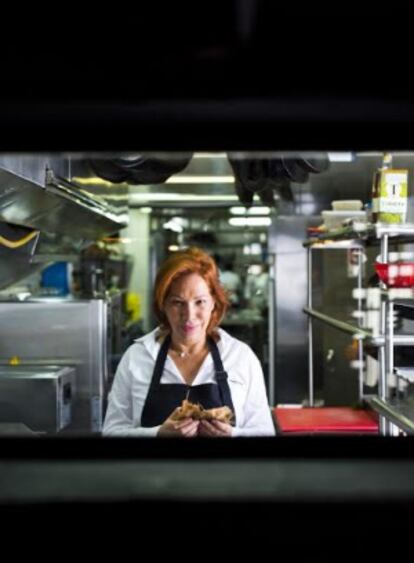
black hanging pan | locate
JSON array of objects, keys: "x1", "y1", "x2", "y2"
[
  {"x1": 228, "y1": 157, "x2": 268, "y2": 194},
  {"x1": 297, "y1": 154, "x2": 330, "y2": 174},
  {"x1": 281, "y1": 157, "x2": 309, "y2": 183},
  {"x1": 234, "y1": 178, "x2": 254, "y2": 206}
]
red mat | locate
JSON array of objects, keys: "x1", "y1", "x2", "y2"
[{"x1": 273, "y1": 406, "x2": 379, "y2": 433}]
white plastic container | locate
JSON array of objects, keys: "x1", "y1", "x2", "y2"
[
  {"x1": 331, "y1": 200, "x2": 363, "y2": 211},
  {"x1": 322, "y1": 210, "x2": 367, "y2": 230}
]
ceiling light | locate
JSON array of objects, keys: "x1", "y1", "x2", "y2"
[
  {"x1": 139, "y1": 207, "x2": 152, "y2": 214},
  {"x1": 355, "y1": 151, "x2": 414, "y2": 157},
  {"x1": 129, "y1": 193, "x2": 240, "y2": 204},
  {"x1": 230, "y1": 206, "x2": 270, "y2": 215},
  {"x1": 229, "y1": 217, "x2": 272, "y2": 227},
  {"x1": 165, "y1": 175, "x2": 234, "y2": 184},
  {"x1": 192, "y1": 153, "x2": 227, "y2": 159},
  {"x1": 327, "y1": 152, "x2": 354, "y2": 162}
]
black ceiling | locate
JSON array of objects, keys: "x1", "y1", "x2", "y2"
[{"x1": 1, "y1": 5, "x2": 413, "y2": 150}]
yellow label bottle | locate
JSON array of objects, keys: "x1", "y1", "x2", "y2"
[
  {"x1": 374, "y1": 153, "x2": 408, "y2": 224},
  {"x1": 378, "y1": 169, "x2": 408, "y2": 224}
]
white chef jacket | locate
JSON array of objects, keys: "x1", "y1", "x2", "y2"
[{"x1": 103, "y1": 327, "x2": 276, "y2": 437}]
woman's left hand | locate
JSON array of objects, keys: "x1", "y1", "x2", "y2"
[{"x1": 198, "y1": 419, "x2": 232, "y2": 437}]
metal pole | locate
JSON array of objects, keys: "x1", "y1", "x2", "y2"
[
  {"x1": 307, "y1": 247, "x2": 314, "y2": 407},
  {"x1": 268, "y1": 254, "x2": 276, "y2": 407},
  {"x1": 367, "y1": 396, "x2": 414, "y2": 434},
  {"x1": 387, "y1": 299, "x2": 394, "y2": 407},
  {"x1": 379, "y1": 234, "x2": 389, "y2": 435},
  {"x1": 303, "y1": 307, "x2": 372, "y2": 339},
  {"x1": 357, "y1": 248, "x2": 364, "y2": 402}
]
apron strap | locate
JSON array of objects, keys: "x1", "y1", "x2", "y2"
[{"x1": 207, "y1": 336, "x2": 236, "y2": 421}]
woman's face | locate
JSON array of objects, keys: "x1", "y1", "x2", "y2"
[{"x1": 164, "y1": 273, "x2": 215, "y2": 344}]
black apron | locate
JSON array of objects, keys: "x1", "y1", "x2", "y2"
[{"x1": 141, "y1": 334, "x2": 235, "y2": 427}]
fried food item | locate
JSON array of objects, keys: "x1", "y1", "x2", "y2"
[
  {"x1": 171, "y1": 400, "x2": 203, "y2": 420},
  {"x1": 171, "y1": 399, "x2": 234, "y2": 424},
  {"x1": 203, "y1": 406, "x2": 234, "y2": 423}
]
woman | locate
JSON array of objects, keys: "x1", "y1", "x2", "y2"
[{"x1": 103, "y1": 247, "x2": 275, "y2": 437}]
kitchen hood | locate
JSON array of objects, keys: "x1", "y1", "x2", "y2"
[
  {"x1": 0, "y1": 155, "x2": 128, "y2": 289},
  {"x1": 0, "y1": 156, "x2": 128, "y2": 239}
]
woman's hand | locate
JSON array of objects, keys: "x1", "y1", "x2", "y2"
[
  {"x1": 198, "y1": 419, "x2": 232, "y2": 437},
  {"x1": 157, "y1": 409, "x2": 200, "y2": 437}
]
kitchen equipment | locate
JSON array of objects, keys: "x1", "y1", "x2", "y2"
[
  {"x1": 0, "y1": 365, "x2": 75, "y2": 433},
  {"x1": 88, "y1": 153, "x2": 193, "y2": 184},
  {"x1": 0, "y1": 298, "x2": 111, "y2": 432}
]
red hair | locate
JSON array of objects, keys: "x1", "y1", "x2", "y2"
[{"x1": 154, "y1": 247, "x2": 229, "y2": 335}]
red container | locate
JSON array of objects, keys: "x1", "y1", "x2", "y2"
[{"x1": 375, "y1": 262, "x2": 414, "y2": 287}]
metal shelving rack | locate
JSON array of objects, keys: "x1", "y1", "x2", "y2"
[{"x1": 304, "y1": 222, "x2": 414, "y2": 436}]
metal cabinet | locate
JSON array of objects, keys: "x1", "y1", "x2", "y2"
[{"x1": 0, "y1": 298, "x2": 110, "y2": 433}]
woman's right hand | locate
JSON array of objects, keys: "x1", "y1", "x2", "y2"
[{"x1": 157, "y1": 409, "x2": 199, "y2": 437}]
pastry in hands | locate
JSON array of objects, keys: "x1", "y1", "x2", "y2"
[
  {"x1": 202, "y1": 406, "x2": 234, "y2": 423},
  {"x1": 171, "y1": 399, "x2": 203, "y2": 420},
  {"x1": 171, "y1": 399, "x2": 234, "y2": 424}
]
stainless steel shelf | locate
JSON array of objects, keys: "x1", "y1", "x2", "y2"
[
  {"x1": 370, "y1": 334, "x2": 414, "y2": 346},
  {"x1": 306, "y1": 241, "x2": 365, "y2": 250},
  {"x1": 384, "y1": 289, "x2": 414, "y2": 301},
  {"x1": 306, "y1": 222, "x2": 414, "y2": 435},
  {"x1": 374, "y1": 223, "x2": 414, "y2": 238},
  {"x1": 389, "y1": 335, "x2": 414, "y2": 346},
  {"x1": 0, "y1": 358, "x2": 84, "y2": 366},
  {"x1": 367, "y1": 397, "x2": 414, "y2": 435},
  {"x1": 303, "y1": 307, "x2": 372, "y2": 340},
  {"x1": 394, "y1": 368, "x2": 414, "y2": 383},
  {"x1": 304, "y1": 226, "x2": 372, "y2": 247},
  {"x1": 304, "y1": 222, "x2": 414, "y2": 248},
  {"x1": 303, "y1": 309, "x2": 414, "y2": 347}
]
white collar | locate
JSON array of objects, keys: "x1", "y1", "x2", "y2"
[
  {"x1": 134, "y1": 327, "x2": 229, "y2": 360},
  {"x1": 134, "y1": 327, "x2": 161, "y2": 360}
]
